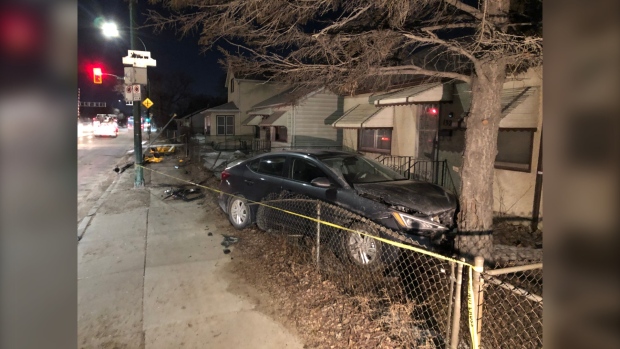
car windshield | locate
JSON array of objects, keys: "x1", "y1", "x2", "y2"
[{"x1": 319, "y1": 154, "x2": 406, "y2": 184}]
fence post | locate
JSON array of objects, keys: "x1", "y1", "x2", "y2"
[
  {"x1": 408, "y1": 157, "x2": 412, "y2": 179},
  {"x1": 450, "y1": 259, "x2": 465, "y2": 349},
  {"x1": 316, "y1": 201, "x2": 321, "y2": 269},
  {"x1": 444, "y1": 261, "x2": 456, "y2": 349},
  {"x1": 472, "y1": 256, "x2": 485, "y2": 348}
]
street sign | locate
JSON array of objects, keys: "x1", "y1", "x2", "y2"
[
  {"x1": 142, "y1": 98, "x2": 153, "y2": 109},
  {"x1": 125, "y1": 84, "x2": 142, "y2": 102},
  {"x1": 124, "y1": 85, "x2": 132, "y2": 101},
  {"x1": 122, "y1": 50, "x2": 156, "y2": 67},
  {"x1": 124, "y1": 66, "x2": 147, "y2": 85},
  {"x1": 132, "y1": 85, "x2": 141, "y2": 101}
]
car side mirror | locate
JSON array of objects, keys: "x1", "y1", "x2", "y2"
[{"x1": 310, "y1": 177, "x2": 334, "y2": 188}]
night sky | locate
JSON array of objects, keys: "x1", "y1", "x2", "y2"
[{"x1": 78, "y1": 0, "x2": 226, "y2": 114}]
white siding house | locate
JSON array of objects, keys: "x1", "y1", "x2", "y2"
[
  {"x1": 202, "y1": 69, "x2": 290, "y2": 143},
  {"x1": 244, "y1": 88, "x2": 344, "y2": 150}
]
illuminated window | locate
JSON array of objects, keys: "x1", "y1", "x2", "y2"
[{"x1": 359, "y1": 128, "x2": 392, "y2": 154}]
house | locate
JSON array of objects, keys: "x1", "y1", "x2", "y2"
[
  {"x1": 176, "y1": 107, "x2": 210, "y2": 135},
  {"x1": 439, "y1": 68, "x2": 543, "y2": 226},
  {"x1": 202, "y1": 70, "x2": 291, "y2": 145},
  {"x1": 333, "y1": 68, "x2": 543, "y2": 226},
  {"x1": 242, "y1": 87, "x2": 344, "y2": 150}
]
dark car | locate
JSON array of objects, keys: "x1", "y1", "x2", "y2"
[{"x1": 218, "y1": 150, "x2": 458, "y2": 268}]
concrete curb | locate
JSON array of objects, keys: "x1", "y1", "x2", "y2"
[{"x1": 77, "y1": 171, "x2": 124, "y2": 241}]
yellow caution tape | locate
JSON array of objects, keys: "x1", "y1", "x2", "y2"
[
  {"x1": 136, "y1": 164, "x2": 474, "y2": 268},
  {"x1": 468, "y1": 267, "x2": 479, "y2": 349}
]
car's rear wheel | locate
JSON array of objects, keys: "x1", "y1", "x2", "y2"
[
  {"x1": 228, "y1": 195, "x2": 252, "y2": 229},
  {"x1": 339, "y1": 222, "x2": 384, "y2": 270}
]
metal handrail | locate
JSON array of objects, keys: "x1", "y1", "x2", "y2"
[{"x1": 376, "y1": 156, "x2": 459, "y2": 196}]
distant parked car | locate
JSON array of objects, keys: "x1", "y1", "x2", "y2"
[
  {"x1": 218, "y1": 150, "x2": 458, "y2": 268},
  {"x1": 93, "y1": 121, "x2": 118, "y2": 138}
]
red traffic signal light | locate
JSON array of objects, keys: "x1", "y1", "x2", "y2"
[{"x1": 93, "y1": 67, "x2": 102, "y2": 84}]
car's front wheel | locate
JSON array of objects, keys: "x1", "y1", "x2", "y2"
[
  {"x1": 339, "y1": 222, "x2": 384, "y2": 270},
  {"x1": 228, "y1": 195, "x2": 252, "y2": 229}
]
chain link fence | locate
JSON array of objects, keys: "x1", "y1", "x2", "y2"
[
  {"x1": 241, "y1": 190, "x2": 543, "y2": 348},
  {"x1": 479, "y1": 264, "x2": 543, "y2": 348}
]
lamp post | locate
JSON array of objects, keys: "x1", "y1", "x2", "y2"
[
  {"x1": 101, "y1": 6, "x2": 148, "y2": 188},
  {"x1": 129, "y1": 0, "x2": 144, "y2": 188}
]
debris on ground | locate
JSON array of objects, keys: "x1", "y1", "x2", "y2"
[
  {"x1": 113, "y1": 162, "x2": 134, "y2": 174},
  {"x1": 221, "y1": 235, "x2": 239, "y2": 248},
  {"x1": 143, "y1": 153, "x2": 163, "y2": 163},
  {"x1": 148, "y1": 145, "x2": 176, "y2": 155},
  {"x1": 223, "y1": 249, "x2": 231, "y2": 254},
  {"x1": 162, "y1": 187, "x2": 204, "y2": 202}
]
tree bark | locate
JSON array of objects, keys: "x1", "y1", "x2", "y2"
[{"x1": 456, "y1": 60, "x2": 506, "y2": 261}]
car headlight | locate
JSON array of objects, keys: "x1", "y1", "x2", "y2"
[{"x1": 392, "y1": 212, "x2": 448, "y2": 231}]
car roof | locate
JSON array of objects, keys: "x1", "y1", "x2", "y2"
[
  {"x1": 243, "y1": 150, "x2": 359, "y2": 166},
  {"x1": 267, "y1": 149, "x2": 354, "y2": 157}
]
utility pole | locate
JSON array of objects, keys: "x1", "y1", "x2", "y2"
[{"x1": 130, "y1": 0, "x2": 144, "y2": 188}]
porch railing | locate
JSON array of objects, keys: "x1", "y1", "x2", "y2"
[{"x1": 375, "y1": 155, "x2": 459, "y2": 196}]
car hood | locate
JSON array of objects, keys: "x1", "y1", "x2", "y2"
[{"x1": 354, "y1": 180, "x2": 456, "y2": 215}]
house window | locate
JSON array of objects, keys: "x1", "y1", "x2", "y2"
[
  {"x1": 274, "y1": 126, "x2": 288, "y2": 142},
  {"x1": 216, "y1": 115, "x2": 234, "y2": 135},
  {"x1": 495, "y1": 128, "x2": 535, "y2": 172},
  {"x1": 359, "y1": 128, "x2": 392, "y2": 154},
  {"x1": 230, "y1": 78, "x2": 234, "y2": 93}
]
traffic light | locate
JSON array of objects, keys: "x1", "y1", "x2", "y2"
[{"x1": 93, "y1": 67, "x2": 102, "y2": 84}]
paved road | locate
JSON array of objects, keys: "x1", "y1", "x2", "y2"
[{"x1": 77, "y1": 128, "x2": 134, "y2": 223}]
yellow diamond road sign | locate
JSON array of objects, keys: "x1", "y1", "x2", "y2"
[{"x1": 142, "y1": 98, "x2": 153, "y2": 109}]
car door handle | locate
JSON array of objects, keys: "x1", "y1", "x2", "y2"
[{"x1": 244, "y1": 180, "x2": 254, "y2": 185}]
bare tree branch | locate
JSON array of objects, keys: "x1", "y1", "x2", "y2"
[
  {"x1": 376, "y1": 65, "x2": 471, "y2": 83},
  {"x1": 312, "y1": 4, "x2": 373, "y2": 38},
  {"x1": 443, "y1": 0, "x2": 483, "y2": 20}
]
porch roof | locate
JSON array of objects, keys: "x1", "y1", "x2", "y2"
[
  {"x1": 241, "y1": 115, "x2": 263, "y2": 126},
  {"x1": 456, "y1": 85, "x2": 539, "y2": 128},
  {"x1": 332, "y1": 103, "x2": 393, "y2": 128},
  {"x1": 204, "y1": 101, "x2": 239, "y2": 113},
  {"x1": 372, "y1": 83, "x2": 452, "y2": 106},
  {"x1": 258, "y1": 111, "x2": 287, "y2": 127}
]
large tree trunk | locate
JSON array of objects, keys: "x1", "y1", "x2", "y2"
[{"x1": 456, "y1": 61, "x2": 506, "y2": 261}]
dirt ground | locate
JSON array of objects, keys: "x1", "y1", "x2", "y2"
[{"x1": 493, "y1": 220, "x2": 543, "y2": 248}]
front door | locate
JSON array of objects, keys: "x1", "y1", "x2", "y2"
[{"x1": 418, "y1": 104, "x2": 439, "y2": 161}]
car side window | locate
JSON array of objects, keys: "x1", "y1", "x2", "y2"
[
  {"x1": 248, "y1": 159, "x2": 260, "y2": 172},
  {"x1": 291, "y1": 158, "x2": 326, "y2": 183},
  {"x1": 256, "y1": 156, "x2": 286, "y2": 177}
]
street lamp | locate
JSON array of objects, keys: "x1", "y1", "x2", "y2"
[{"x1": 101, "y1": 21, "x2": 148, "y2": 51}]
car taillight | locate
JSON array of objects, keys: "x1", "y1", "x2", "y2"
[{"x1": 220, "y1": 171, "x2": 230, "y2": 181}]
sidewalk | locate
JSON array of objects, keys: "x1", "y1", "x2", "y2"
[{"x1": 77, "y1": 160, "x2": 304, "y2": 348}]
